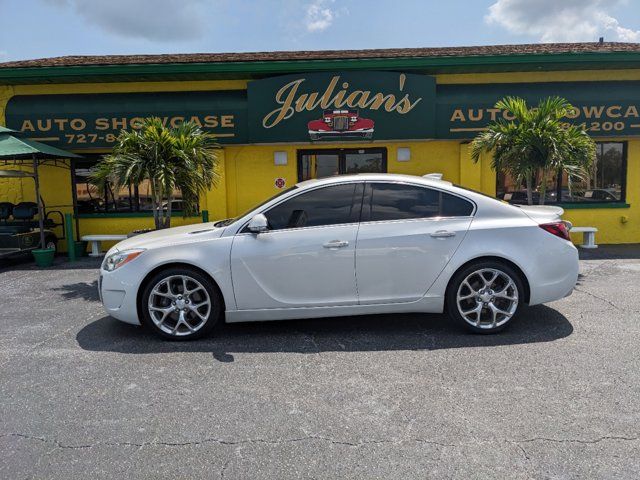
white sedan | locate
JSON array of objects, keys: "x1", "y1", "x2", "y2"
[{"x1": 99, "y1": 173, "x2": 578, "y2": 340}]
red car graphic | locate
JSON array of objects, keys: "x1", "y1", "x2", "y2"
[{"x1": 308, "y1": 110, "x2": 374, "y2": 141}]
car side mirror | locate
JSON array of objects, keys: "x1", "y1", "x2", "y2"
[{"x1": 247, "y1": 213, "x2": 268, "y2": 233}]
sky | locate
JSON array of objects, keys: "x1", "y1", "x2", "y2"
[{"x1": 1, "y1": 0, "x2": 640, "y2": 62}]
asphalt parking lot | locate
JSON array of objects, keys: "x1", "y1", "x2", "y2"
[{"x1": 1, "y1": 248, "x2": 639, "y2": 479}]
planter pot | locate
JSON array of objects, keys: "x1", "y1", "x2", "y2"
[
  {"x1": 32, "y1": 248, "x2": 56, "y2": 268},
  {"x1": 74, "y1": 240, "x2": 88, "y2": 257}
]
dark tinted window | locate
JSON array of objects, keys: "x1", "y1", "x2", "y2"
[
  {"x1": 265, "y1": 183, "x2": 361, "y2": 230},
  {"x1": 364, "y1": 183, "x2": 473, "y2": 221},
  {"x1": 367, "y1": 183, "x2": 439, "y2": 221},
  {"x1": 441, "y1": 192, "x2": 474, "y2": 216}
]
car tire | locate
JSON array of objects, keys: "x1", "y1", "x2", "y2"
[
  {"x1": 446, "y1": 260, "x2": 524, "y2": 334},
  {"x1": 140, "y1": 267, "x2": 223, "y2": 341}
]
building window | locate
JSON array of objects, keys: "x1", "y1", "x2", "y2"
[
  {"x1": 497, "y1": 142, "x2": 627, "y2": 204},
  {"x1": 297, "y1": 148, "x2": 387, "y2": 182},
  {"x1": 72, "y1": 157, "x2": 192, "y2": 214}
]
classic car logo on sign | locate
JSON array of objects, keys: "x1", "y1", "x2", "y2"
[{"x1": 307, "y1": 109, "x2": 375, "y2": 141}]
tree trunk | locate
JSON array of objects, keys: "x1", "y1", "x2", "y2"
[
  {"x1": 164, "y1": 192, "x2": 173, "y2": 229},
  {"x1": 157, "y1": 188, "x2": 166, "y2": 229},
  {"x1": 525, "y1": 174, "x2": 533, "y2": 205},
  {"x1": 538, "y1": 170, "x2": 547, "y2": 205},
  {"x1": 150, "y1": 179, "x2": 161, "y2": 230}
]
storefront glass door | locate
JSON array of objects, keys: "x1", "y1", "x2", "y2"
[{"x1": 298, "y1": 148, "x2": 387, "y2": 181}]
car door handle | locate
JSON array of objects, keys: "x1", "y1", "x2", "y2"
[
  {"x1": 430, "y1": 230, "x2": 456, "y2": 238},
  {"x1": 323, "y1": 240, "x2": 349, "y2": 249}
]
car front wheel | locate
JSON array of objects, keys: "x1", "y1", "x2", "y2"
[
  {"x1": 446, "y1": 261, "x2": 524, "y2": 334},
  {"x1": 140, "y1": 267, "x2": 222, "y2": 340}
]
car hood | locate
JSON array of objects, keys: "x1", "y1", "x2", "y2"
[
  {"x1": 517, "y1": 205, "x2": 565, "y2": 223},
  {"x1": 112, "y1": 223, "x2": 225, "y2": 252}
]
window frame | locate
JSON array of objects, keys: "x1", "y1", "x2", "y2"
[
  {"x1": 496, "y1": 141, "x2": 628, "y2": 205},
  {"x1": 296, "y1": 147, "x2": 388, "y2": 182},
  {"x1": 71, "y1": 156, "x2": 199, "y2": 217},
  {"x1": 361, "y1": 181, "x2": 476, "y2": 224},
  {"x1": 240, "y1": 181, "x2": 366, "y2": 233}
]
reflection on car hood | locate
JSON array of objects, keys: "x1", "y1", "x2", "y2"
[{"x1": 112, "y1": 222, "x2": 224, "y2": 251}]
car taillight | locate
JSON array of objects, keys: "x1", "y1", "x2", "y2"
[{"x1": 539, "y1": 221, "x2": 571, "y2": 241}]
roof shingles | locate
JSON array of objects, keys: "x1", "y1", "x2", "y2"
[{"x1": 1, "y1": 42, "x2": 639, "y2": 69}]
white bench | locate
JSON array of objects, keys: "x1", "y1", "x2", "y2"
[
  {"x1": 570, "y1": 227, "x2": 598, "y2": 249},
  {"x1": 81, "y1": 234, "x2": 128, "y2": 257}
]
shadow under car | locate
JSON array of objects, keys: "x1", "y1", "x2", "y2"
[{"x1": 76, "y1": 304, "x2": 573, "y2": 363}]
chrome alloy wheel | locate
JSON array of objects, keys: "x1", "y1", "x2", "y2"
[
  {"x1": 147, "y1": 275, "x2": 212, "y2": 337},
  {"x1": 456, "y1": 268, "x2": 519, "y2": 329}
]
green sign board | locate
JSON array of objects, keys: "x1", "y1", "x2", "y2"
[
  {"x1": 247, "y1": 72, "x2": 436, "y2": 143},
  {"x1": 6, "y1": 78, "x2": 640, "y2": 149},
  {"x1": 437, "y1": 81, "x2": 640, "y2": 139},
  {"x1": 5, "y1": 90, "x2": 248, "y2": 149}
]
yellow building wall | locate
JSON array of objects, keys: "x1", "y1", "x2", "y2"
[{"x1": 1, "y1": 70, "x2": 639, "y2": 245}]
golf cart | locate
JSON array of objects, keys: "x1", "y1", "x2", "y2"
[
  {"x1": 0, "y1": 125, "x2": 81, "y2": 265},
  {"x1": 0, "y1": 170, "x2": 65, "y2": 259}
]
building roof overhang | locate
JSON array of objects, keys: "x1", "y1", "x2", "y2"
[{"x1": 2, "y1": 42, "x2": 640, "y2": 85}]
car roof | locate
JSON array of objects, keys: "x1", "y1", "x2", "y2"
[
  {"x1": 296, "y1": 173, "x2": 460, "y2": 192},
  {"x1": 295, "y1": 173, "x2": 519, "y2": 214}
]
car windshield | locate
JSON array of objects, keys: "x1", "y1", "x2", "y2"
[{"x1": 213, "y1": 186, "x2": 298, "y2": 227}]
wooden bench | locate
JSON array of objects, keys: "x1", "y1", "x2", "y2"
[
  {"x1": 570, "y1": 227, "x2": 598, "y2": 249},
  {"x1": 81, "y1": 234, "x2": 127, "y2": 257}
]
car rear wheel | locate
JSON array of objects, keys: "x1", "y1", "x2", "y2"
[
  {"x1": 446, "y1": 261, "x2": 524, "y2": 334},
  {"x1": 140, "y1": 267, "x2": 222, "y2": 340}
]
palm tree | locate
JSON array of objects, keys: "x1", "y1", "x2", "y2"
[
  {"x1": 92, "y1": 117, "x2": 220, "y2": 229},
  {"x1": 471, "y1": 96, "x2": 596, "y2": 205}
]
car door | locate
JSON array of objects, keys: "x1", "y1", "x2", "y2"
[
  {"x1": 230, "y1": 182, "x2": 364, "y2": 310},
  {"x1": 355, "y1": 182, "x2": 474, "y2": 304}
]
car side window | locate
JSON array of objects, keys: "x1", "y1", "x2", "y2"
[
  {"x1": 441, "y1": 192, "x2": 474, "y2": 216},
  {"x1": 363, "y1": 183, "x2": 473, "y2": 222},
  {"x1": 264, "y1": 183, "x2": 363, "y2": 230}
]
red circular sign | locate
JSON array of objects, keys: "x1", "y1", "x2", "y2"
[{"x1": 275, "y1": 177, "x2": 286, "y2": 189}]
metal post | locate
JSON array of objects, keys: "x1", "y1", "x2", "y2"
[
  {"x1": 202, "y1": 210, "x2": 209, "y2": 223},
  {"x1": 65, "y1": 213, "x2": 76, "y2": 261},
  {"x1": 32, "y1": 155, "x2": 46, "y2": 250}
]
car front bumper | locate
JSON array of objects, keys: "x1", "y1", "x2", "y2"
[{"x1": 99, "y1": 266, "x2": 142, "y2": 326}]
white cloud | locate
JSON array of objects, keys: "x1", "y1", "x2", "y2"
[
  {"x1": 43, "y1": 0, "x2": 209, "y2": 41},
  {"x1": 0, "y1": 51, "x2": 7, "y2": 62},
  {"x1": 305, "y1": 0, "x2": 336, "y2": 32},
  {"x1": 486, "y1": 0, "x2": 640, "y2": 42}
]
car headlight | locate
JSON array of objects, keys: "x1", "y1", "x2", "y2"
[{"x1": 102, "y1": 249, "x2": 145, "y2": 272}]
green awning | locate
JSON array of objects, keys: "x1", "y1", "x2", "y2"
[
  {"x1": 0, "y1": 131, "x2": 81, "y2": 159},
  {"x1": 0, "y1": 126, "x2": 18, "y2": 134}
]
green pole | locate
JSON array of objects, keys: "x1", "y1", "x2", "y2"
[
  {"x1": 65, "y1": 213, "x2": 76, "y2": 262},
  {"x1": 202, "y1": 210, "x2": 209, "y2": 223}
]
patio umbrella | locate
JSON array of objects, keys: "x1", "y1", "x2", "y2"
[{"x1": 0, "y1": 127, "x2": 81, "y2": 250}]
